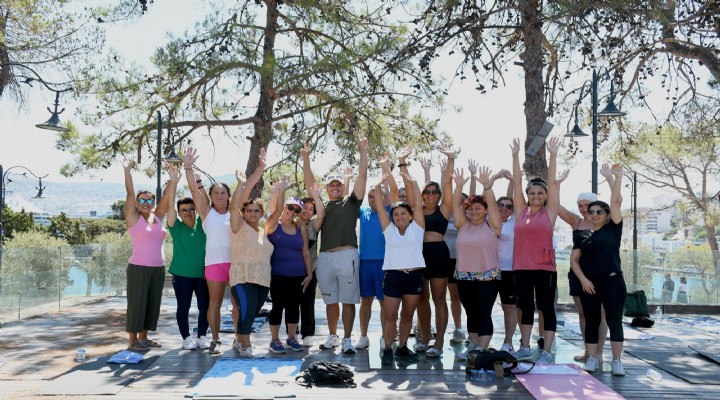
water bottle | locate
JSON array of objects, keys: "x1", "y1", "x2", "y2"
[
  {"x1": 654, "y1": 306, "x2": 663, "y2": 321},
  {"x1": 646, "y1": 369, "x2": 662, "y2": 381},
  {"x1": 471, "y1": 369, "x2": 487, "y2": 383},
  {"x1": 485, "y1": 369, "x2": 496, "y2": 383}
]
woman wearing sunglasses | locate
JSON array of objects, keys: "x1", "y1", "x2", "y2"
[
  {"x1": 122, "y1": 157, "x2": 170, "y2": 352},
  {"x1": 264, "y1": 176, "x2": 314, "y2": 353},
  {"x1": 570, "y1": 163, "x2": 627, "y2": 376}
]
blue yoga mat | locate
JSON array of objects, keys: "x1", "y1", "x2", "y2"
[{"x1": 188, "y1": 357, "x2": 304, "y2": 399}]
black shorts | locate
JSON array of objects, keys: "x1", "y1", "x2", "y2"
[
  {"x1": 447, "y1": 259, "x2": 458, "y2": 284},
  {"x1": 568, "y1": 270, "x2": 581, "y2": 297},
  {"x1": 383, "y1": 270, "x2": 424, "y2": 298},
  {"x1": 422, "y1": 241, "x2": 453, "y2": 279},
  {"x1": 499, "y1": 270, "x2": 516, "y2": 305}
]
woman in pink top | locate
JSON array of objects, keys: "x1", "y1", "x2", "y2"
[
  {"x1": 122, "y1": 157, "x2": 169, "y2": 352},
  {"x1": 510, "y1": 137, "x2": 561, "y2": 364},
  {"x1": 182, "y1": 147, "x2": 235, "y2": 354},
  {"x1": 451, "y1": 166, "x2": 503, "y2": 355}
]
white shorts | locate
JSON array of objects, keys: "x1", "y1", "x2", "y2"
[{"x1": 316, "y1": 249, "x2": 360, "y2": 305}]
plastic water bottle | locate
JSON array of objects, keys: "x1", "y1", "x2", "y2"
[
  {"x1": 654, "y1": 306, "x2": 663, "y2": 321},
  {"x1": 471, "y1": 369, "x2": 487, "y2": 383},
  {"x1": 485, "y1": 369, "x2": 496, "y2": 383},
  {"x1": 646, "y1": 369, "x2": 662, "y2": 381}
]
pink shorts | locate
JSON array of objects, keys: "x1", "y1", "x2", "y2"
[{"x1": 205, "y1": 263, "x2": 231, "y2": 282}]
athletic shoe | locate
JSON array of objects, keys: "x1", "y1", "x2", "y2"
[
  {"x1": 233, "y1": 340, "x2": 243, "y2": 352},
  {"x1": 236, "y1": 344, "x2": 255, "y2": 358},
  {"x1": 319, "y1": 334, "x2": 340, "y2": 349},
  {"x1": 426, "y1": 347, "x2": 443, "y2": 358},
  {"x1": 537, "y1": 337, "x2": 545, "y2": 351},
  {"x1": 456, "y1": 342, "x2": 475, "y2": 360},
  {"x1": 355, "y1": 336, "x2": 370, "y2": 350},
  {"x1": 395, "y1": 345, "x2": 418, "y2": 359},
  {"x1": 342, "y1": 338, "x2": 356, "y2": 354},
  {"x1": 583, "y1": 356, "x2": 600, "y2": 372},
  {"x1": 379, "y1": 337, "x2": 386, "y2": 350},
  {"x1": 514, "y1": 347, "x2": 533, "y2": 360},
  {"x1": 499, "y1": 343, "x2": 514, "y2": 354},
  {"x1": 450, "y1": 329, "x2": 467, "y2": 343},
  {"x1": 209, "y1": 340, "x2": 222, "y2": 355},
  {"x1": 286, "y1": 337, "x2": 304, "y2": 352},
  {"x1": 182, "y1": 336, "x2": 196, "y2": 350},
  {"x1": 269, "y1": 339, "x2": 287, "y2": 353},
  {"x1": 196, "y1": 336, "x2": 210, "y2": 350},
  {"x1": 414, "y1": 342, "x2": 429, "y2": 353},
  {"x1": 537, "y1": 350, "x2": 554, "y2": 365},
  {"x1": 611, "y1": 359, "x2": 626, "y2": 376},
  {"x1": 302, "y1": 336, "x2": 313, "y2": 347},
  {"x1": 381, "y1": 348, "x2": 394, "y2": 364}
]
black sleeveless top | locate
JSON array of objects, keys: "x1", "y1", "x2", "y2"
[{"x1": 424, "y1": 207, "x2": 449, "y2": 235}]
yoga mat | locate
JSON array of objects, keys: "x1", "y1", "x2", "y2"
[
  {"x1": 625, "y1": 348, "x2": 720, "y2": 385},
  {"x1": 516, "y1": 363, "x2": 624, "y2": 400},
  {"x1": 188, "y1": 357, "x2": 304, "y2": 399},
  {"x1": 689, "y1": 345, "x2": 720, "y2": 365},
  {"x1": 40, "y1": 355, "x2": 159, "y2": 395}
]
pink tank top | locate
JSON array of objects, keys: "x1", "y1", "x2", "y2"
[
  {"x1": 455, "y1": 221, "x2": 499, "y2": 273},
  {"x1": 128, "y1": 214, "x2": 166, "y2": 267},
  {"x1": 513, "y1": 207, "x2": 556, "y2": 271}
]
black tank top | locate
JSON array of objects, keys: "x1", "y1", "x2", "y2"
[{"x1": 424, "y1": 207, "x2": 448, "y2": 235}]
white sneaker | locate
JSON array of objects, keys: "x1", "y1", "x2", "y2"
[
  {"x1": 182, "y1": 336, "x2": 196, "y2": 350},
  {"x1": 302, "y1": 336, "x2": 313, "y2": 347},
  {"x1": 196, "y1": 336, "x2": 210, "y2": 350},
  {"x1": 319, "y1": 334, "x2": 340, "y2": 349},
  {"x1": 537, "y1": 350, "x2": 554, "y2": 365},
  {"x1": 584, "y1": 356, "x2": 600, "y2": 372},
  {"x1": 514, "y1": 347, "x2": 533, "y2": 360},
  {"x1": 611, "y1": 359, "x2": 626, "y2": 376},
  {"x1": 499, "y1": 343, "x2": 514, "y2": 353},
  {"x1": 342, "y1": 338, "x2": 356, "y2": 354},
  {"x1": 355, "y1": 336, "x2": 370, "y2": 350},
  {"x1": 450, "y1": 329, "x2": 467, "y2": 343}
]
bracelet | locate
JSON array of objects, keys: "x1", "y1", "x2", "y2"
[
  {"x1": 196, "y1": 179, "x2": 202, "y2": 183},
  {"x1": 483, "y1": 186, "x2": 492, "y2": 191},
  {"x1": 197, "y1": 186, "x2": 204, "y2": 190},
  {"x1": 398, "y1": 162, "x2": 410, "y2": 167},
  {"x1": 184, "y1": 167, "x2": 193, "y2": 171}
]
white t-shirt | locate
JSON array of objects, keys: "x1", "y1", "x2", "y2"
[
  {"x1": 202, "y1": 208, "x2": 231, "y2": 266},
  {"x1": 383, "y1": 222, "x2": 426, "y2": 271},
  {"x1": 498, "y1": 216, "x2": 515, "y2": 271}
]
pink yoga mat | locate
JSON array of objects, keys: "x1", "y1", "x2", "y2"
[{"x1": 516, "y1": 364, "x2": 624, "y2": 400}]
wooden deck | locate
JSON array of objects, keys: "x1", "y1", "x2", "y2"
[{"x1": 2, "y1": 295, "x2": 720, "y2": 399}]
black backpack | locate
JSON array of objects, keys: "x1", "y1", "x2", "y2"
[
  {"x1": 466, "y1": 348, "x2": 535, "y2": 376},
  {"x1": 295, "y1": 361, "x2": 356, "y2": 388}
]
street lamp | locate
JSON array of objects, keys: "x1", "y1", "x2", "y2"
[
  {"x1": 6, "y1": 63, "x2": 74, "y2": 133},
  {"x1": 0, "y1": 165, "x2": 48, "y2": 249},
  {"x1": 565, "y1": 68, "x2": 626, "y2": 194},
  {"x1": 625, "y1": 171, "x2": 639, "y2": 287},
  {"x1": 155, "y1": 112, "x2": 183, "y2": 200}
]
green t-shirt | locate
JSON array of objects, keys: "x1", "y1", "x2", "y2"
[
  {"x1": 168, "y1": 216, "x2": 207, "y2": 278},
  {"x1": 320, "y1": 192, "x2": 362, "y2": 252}
]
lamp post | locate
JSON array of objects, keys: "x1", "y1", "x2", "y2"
[
  {"x1": 0, "y1": 165, "x2": 48, "y2": 249},
  {"x1": 565, "y1": 69, "x2": 626, "y2": 194},
  {"x1": 625, "y1": 171, "x2": 639, "y2": 287},
  {"x1": 155, "y1": 112, "x2": 183, "y2": 200}
]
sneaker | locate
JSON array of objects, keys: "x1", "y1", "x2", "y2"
[
  {"x1": 269, "y1": 339, "x2": 287, "y2": 353},
  {"x1": 583, "y1": 355, "x2": 600, "y2": 372},
  {"x1": 233, "y1": 340, "x2": 244, "y2": 352},
  {"x1": 128, "y1": 341, "x2": 149, "y2": 352},
  {"x1": 499, "y1": 343, "x2": 515, "y2": 353},
  {"x1": 237, "y1": 344, "x2": 255, "y2": 358},
  {"x1": 414, "y1": 342, "x2": 429, "y2": 353},
  {"x1": 611, "y1": 359, "x2": 626, "y2": 376},
  {"x1": 319, "y1": 334, "x2": 340, "y2": 350},
  {"x1": 379, "y1": 337, "x2": 386, "y2": 350},
  {"x1": 196, "y1": 336, "x2": 210, "y2": 350},
  {"x1": 456, "y1": 342, "x2": 475, "y2": 360},
  {"x1": 342, "y1": 338, "x2": 356, "y2": 354},
  {"x1": 209, "y1": 340, "x2": 222, "y2": 355},
  {"x1": 450, "y1": 329, "x2": 467, "y2": 343},
  {"x1": 355, "y1": 336, "x2": 370, "y2": 350},
  {"x1": 395, "y1": 345, "x2": 418, "y2": 359},
  {"x1": 426, "y1": 347, "x2": 443, "y2": 358},
  {"x1": 537, "y1": 350, "x2": 554, "y2": 365},
  {"x1": 381, "y1": 348, "x2": 394, "y2": 364},
  {"x1": 286, "y1": 337, "x2": 303, "y2": 352},
  {"x1": 182, "y1": 336, "x2": 196, "y2": 350},
  {"x1": 514, "y1": 347, "x2": 532, "y2": 360},
  {"x1": 537, "y1": 337, "x2": 545, "y2": 351},
  {"x1": 302, "y1": 336, "x2": 313, "y2": 347}
]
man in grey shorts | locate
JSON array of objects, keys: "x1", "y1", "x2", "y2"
[{"x1": 301, "y1": 137, "x2": 368, "y2": 354}]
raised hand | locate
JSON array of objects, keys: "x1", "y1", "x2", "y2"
[
  {"x1": 300, "y1": 142, "x2": 310, "y2": 159},
  {"x1": 599, "y1": 163, "x2": 612, "y2": 178},
  {"x1": 452, "y1": 168, "x2": 469, "y2": 186},
  {"x1": 476, "y1": 166, "x2": 492, "y2": 187},
  {"x1": 343, "y1": 166, "x2": 355, "y2": 180},
  {"x1": 556, "y1": 169, "x2": 570, "y2": 183},
  {"x1": 378, "y1": 151, "x2": 391, "y2": 169},
  {"x1": 276, "y1": 174, "x2": 292, "y2": 192},
  {"x1": 121, "y1": 156, "x2": 134, "y2": 171},
  {"x1": 419, "y1": 157, "x2": 432, "y2": 171},
  {"x1": 309, "y1": 182, "x2": 322, "y2": 198},
  {"x1": 511, "y1": 138, "x2": 520, "y2": 156},
  {"x1": 490, "y1": 170, "x2": 504, "y2": 184},
  {"x1": 437, "y1": 142, "x2": 456, "y2": 159},
  {"x1": 183, "y1": 147, "x2": 198, "y2": 168},
  {"x1": 397, "y1": 145, "x2": 412, "y2": 162},
  {"x1": 546, "y1": 136, "x2": 561, "y2": 155},
  {"x1": 468, "y1": 159, "x2": 478, "y2": 175},
  {"x1": 358, "y1": 135, "x2": 368, "y2": 152},
  {"x1": 440, "y1": 159, "x2": 448, "y2": 175},
  {"x1": 611, "y1": 163, "x2": 624, "y2": 176},
  {"x1": 501, "y1": 169, "x2": 513, "y2": 181},
  {"x1": 166, "y1": 162, "x2": 182, "y2": 183},
  {"x1": 258, "y1": 147, "x2": 267, "y2": 169},
  {"x1": 373, "y1": 173, "x2": 390, "y2": 188}
]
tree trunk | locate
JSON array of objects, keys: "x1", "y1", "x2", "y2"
[{"x1": 518, "y1": 0, "x2": 548, "y2": 180}]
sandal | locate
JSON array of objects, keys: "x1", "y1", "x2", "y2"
[
  {"x1": 143, "y1": 339, "x2": 162, "y2": 348},
  {"x1": 128, "y1": 341, "x2": 149, "y2": 352},
  {"x1": 426, "y1": 347, "x2": 443, "y2": 358},
  {"x1": 573, "y1": 352, "x2": 588, "y2": 362}
]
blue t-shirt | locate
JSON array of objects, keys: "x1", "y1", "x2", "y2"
[
  {"x1": 358, "y1": 205, "x2": 391, "y2": 260},
  {"x1": 267, "y1": 224, "x2": 306, "y2": 277}
]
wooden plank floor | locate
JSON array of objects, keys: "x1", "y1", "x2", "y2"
[{"x1": 2, "y1": 295, "x2": 720, "y2": 399}]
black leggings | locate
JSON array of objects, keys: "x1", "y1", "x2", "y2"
[
  {"x1": 288, "y1": 271, "x2": 317, "y2": 337},
  {"x1": 457, "y1": 279, "x2": 500, "y2": 336},
  {"x1": 269, "y1": 275, "x2": 304, "y2": 326},
  {"x1": 171, "y1": 274, "x2": 209, "y2": 339},
  {"x1": 580, "y1": 272, "x2": 627, "y2": 343},
  {"x1": 515, "y1": 270, "x2": 557, "y2": 331}
]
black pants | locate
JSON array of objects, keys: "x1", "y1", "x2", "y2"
[
  {"x1": 269, "y1": 275, "x2": 304, "y2": 326},
  {"x1": 171, "y1": 274, "x2": 209, "y2": 339},
  {"x1": 299, "y1": 271, "x2": 317, "y2": 337},
  {"x1": 457, "y1": 279, "x2": 500, "y2": 336},
  {"x1": 514, "y1": 270, "x2": 557, "y2": 331},
  {"x1": 580, "y1": 272, "x2": 627, "y2": 343}
]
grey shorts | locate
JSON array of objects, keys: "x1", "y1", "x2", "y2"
[{"x1": 316, "y1": 249, "x2": 360, "y2": 305}]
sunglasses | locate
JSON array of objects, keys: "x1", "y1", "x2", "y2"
[
  {"x1": 587, "y1": 209, "x2": 607, "y2": 215},
  {"x1": 244, "y1": 208, "x2": 263, "y2": 214},
  {"x1": 286, "y1": 204, "x2": 302, "y2": 214},
  {"x1": 138, "y1": 198, "x2": 155, "y2": 205},
  {"x1": 179, "y1": 208, "x2": 196, "y2": 214},
  {"x1": 422, "y1": 189, "x2": 440, "y2": 195},
  {"x1": 497, "y1": 203, "x2": 513, "y2": 210}
]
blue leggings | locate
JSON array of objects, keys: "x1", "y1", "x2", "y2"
[{"x1": 231, "y1": 283, "x2": 270, "y2": 335}]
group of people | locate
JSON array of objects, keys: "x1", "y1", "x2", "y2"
[{"x1": 121, "y1": 136, "x2": 629, "y2": 375}]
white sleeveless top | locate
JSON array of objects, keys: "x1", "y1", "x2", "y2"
[
  {"x1": 202, "y1": 208, "x2": 231, "y2": 266},
  {"x1": 382, "y1": 222, "x2": 426, "y2": 271}
]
